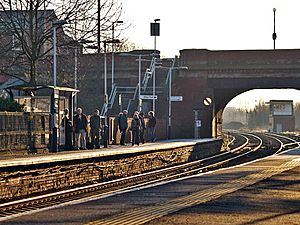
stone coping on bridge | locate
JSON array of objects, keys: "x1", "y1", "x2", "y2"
[{"x1": 0, "y1": 138, "x2": 218, "y2": 168}]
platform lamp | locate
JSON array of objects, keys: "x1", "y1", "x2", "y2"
[
  {"x1": 150, "y1": 19, "x2": 160, "y2": 112},
  {"x1": 167, "y1": 65, "x2": 188, "y2": 139},
  {"x1": 150, "y1": 18, "x2": 160, "y2": 53},
  {"x1": 52, "y1": 19, "x2": 67, "y2": 152},
  {"x1": 97, "y1": 0, "x2": 101, "y2": 53},
  {"x1": 155, "y1": 62, "x2": 188, "y2": 139},
  {"x1": 69, "y1": 39, "x2": 94, "y2": 111},
  {"x1": 103, "y1": 39, "x2": 121, "y2": 148},
  {"x1": 272, "y1": 8, "x2": 277, "y2": 50},
  {"x1": 111, "y1": 20, "x2": 123, "y2": 92}
]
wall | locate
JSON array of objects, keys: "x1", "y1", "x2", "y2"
[
  {"x1": 0, "y1": 112, "x2": 51, "y2": 154},
  {"x1": 271, "y1": 116, "x2": 295, "y2": 132},
  {"x1": 173, "y1": 49, "x2": 300, "y2": 138},
  {"x1": 0, "y1": 139, "x2": 222, "y2": 202}
]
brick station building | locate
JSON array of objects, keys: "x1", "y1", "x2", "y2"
[{"x1": 269, "y1": 100, "x2": 295, "y2": 132}]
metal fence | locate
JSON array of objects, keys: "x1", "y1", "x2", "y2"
[{"x1": 0, "y1": 112, "x2": 168, "y2": 153}]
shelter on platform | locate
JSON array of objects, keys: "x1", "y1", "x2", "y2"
[{"x1": 5, "y1": 84, "x2": 79, "y2": 116}]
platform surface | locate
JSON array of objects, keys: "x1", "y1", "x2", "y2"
[
  {"x1": 2, "y1": 147, "x2": 300, "y2": 225},
  {"x1": 0, "y1": 138, "x2": 216, "y2": 168}
]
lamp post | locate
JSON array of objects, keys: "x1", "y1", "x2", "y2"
[
  {"x1": 151, "y1": 59, "x2": 164, "y2": 113},
  {"x1": 52, "y1": 19, "x2": 67, "y2": 152},
  {"x1": 150, "y1": 19, "x2": 160, "y2": 53},
  {"x1": 154, "y1": 19, "x2": 160, "y2": 52},
  {"x1": 103, "y1": 39, "x2": 120, "y2": 148},
  {"x1": 273, "y1": 8, "x2": 277, "y2": 50},
  {"x1": 153, "y1": 58, "x2": 156, "y2": 112},
  {"x1": 97, "y1": 0, "x2": 101, "y2": 53},
  {"x1": 149, "y1": 18, "x2": 160, "y2": 111},
  {"x1": 111, "y1": 20, "x2": 123, "y2": 91},
  {"x1": 156, "y1": 63, "x2": 188, "y2": 139},
  {"x1": 69, "y1": 39, "x2": 93, "y2": 111},
  {"x1": 74, "y1": 46, "x2": 78, "y2": 110},
  {"x1": 168, "y1": 65, "x2": 188, "y2": 139}
]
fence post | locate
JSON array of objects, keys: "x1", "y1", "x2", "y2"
[{"x1": 25, "y1": 112, "x2": 36, "y2": 153}]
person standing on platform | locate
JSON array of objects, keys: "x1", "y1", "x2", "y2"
[
  {"x1": 131, "y1": 111, "x2": 141, "y2": 146},
  {"x1": 61, "y1": 108, "x2": 73, "y2": 150},
  {"x1": 139, "y1": 112, "x2": 146, "y2": 144},
  {"x1": 73, "y1": 107, "x2": 88, "y2": 150},
  {"x1": 118, "y1": 110, "x2": 128, "y2": 145},
  {"x1": 148, "y1": 111, "x2": 156, "y2": 142},
  {"x1": 90, "y1": 109, "x2": 101, "y2": 148}
]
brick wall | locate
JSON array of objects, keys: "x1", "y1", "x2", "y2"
[
  {"x1": 0, "y1": 139, "x2": 222, "y2": 202},
  {"x1": 0, "y1": 112, "x2": 51, "y2": 154}
]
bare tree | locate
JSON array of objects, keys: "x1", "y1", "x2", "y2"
[{"x1": 0, "y1": 0, "x2": 124, "y2": 85}]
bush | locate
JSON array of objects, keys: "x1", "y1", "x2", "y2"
[{"x1": 0, "y1": 98, "x2": 24, "y2": 112}]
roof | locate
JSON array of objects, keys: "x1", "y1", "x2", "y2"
[
  {"x1": 5, "y1": 84, "x2": 79, "y2": 93},
  {"x1": 0, "y1": 75, "x2": 9, "y2": 84}
]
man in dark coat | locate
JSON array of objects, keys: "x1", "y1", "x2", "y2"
[
  {"x1": 131, "y1": 111, "x2": 141, "y2": 146},
  {"x1": 139, "y1": 112, "x2": 146, "y2": 144},
  {"x1": 90, "y1": 109, "x2": 101, "y2": 148},
  {"x1": 118, "y1": 110, "x2": 128, "y2": 145},
  {"x1": 61, "y1": 108, "x2": 73, "y2": 150},
  {"x1": 148, "y1": 111, "x2": 156, "y2": 142},
  {"x1": 73, "y1": 107, "x2": 88, "y2": 149}
]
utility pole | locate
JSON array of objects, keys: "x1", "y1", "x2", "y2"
[
  {"x1": 273, "y1": 8, "x2": 277, "y2": 50},
  {"x1": 97, "y1": 0, "x2": 101, "y2": 53}
]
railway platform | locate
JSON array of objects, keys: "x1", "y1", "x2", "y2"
[
  {"x1": 0, "y1": 138, "x2": 222, "y2": 202},
  {"x1": 3, "y1": 147, "x2": 299, "y2": 225},
  {"x1": 0, "y1": 138, "x2": 219, "y2": 168}
]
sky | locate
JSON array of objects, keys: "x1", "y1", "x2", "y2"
[{"x1": 121, "y1": 0, "x2": 300, "y2": 108}]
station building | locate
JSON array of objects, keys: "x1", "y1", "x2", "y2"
[{"x1": 269, "y1": 100, "x2": 295, "y2": 132}]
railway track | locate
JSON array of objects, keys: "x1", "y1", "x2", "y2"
[{"x1": 0, "y1": 132, "x2": 298, "y2": 222}]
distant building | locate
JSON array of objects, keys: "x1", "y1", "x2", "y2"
[{"x1": 269, "y1": 100, "x2": 295, "y2": 132}]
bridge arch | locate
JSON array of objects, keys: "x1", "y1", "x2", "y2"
[{"x1": 173, "y1": 48, "x2": 300, "y2": 138}]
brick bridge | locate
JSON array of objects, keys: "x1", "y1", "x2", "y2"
[
  {"x1": 78, "y1": 49, "x2": 300, "y2": 140},
  {"x1": 173, "y1": 49, "x2": 300, "y2": 138}
]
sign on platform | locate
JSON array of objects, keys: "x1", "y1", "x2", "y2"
[
  {"x1": 140, "y1": 95, "x2": 158, "y2": 100},
  {"x1": 54, "y1": 89, "x2": 59, "y2": 99},
  {"x1": 196, "y1": 120, "x2": 202, "y2": 128},
  {"x1": 203, "y1": 97, "x2": 212, "y2": 106},
  {"x1": 171, "y1": 96, "x2": 183, "y2": 102}
]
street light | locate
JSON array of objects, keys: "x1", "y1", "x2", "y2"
[
  {"x1": 168, "y1": 65, "x2": 188, "y2": 139},
  {"x1": 52, "y1": 19, "x2": 67, "y2": 152},
  {"x1": 273, "y1": 8, "x2": 277, "y2": 50},
  {"x1": 156, "y1": 62, "x2": 188, "y2": 139},
  {"x1": 69, "y1": 39, "x2": 93, "y2": 111},
  {"x1": 111, "y1": 20, "x2": 123, "y2": 92},
  {"x1": 103, "y1": 39, "x2": 121, "y2": 148},
  {"x1": 97, "y1": 0, "x2": 101, "y2": 53},
  {"x1": 150, "y1": 19, "x2": 160, "y2": 52},
  {"x1": 153, "y1": 58, "x2": 156, "y2": 112},
  {"x1": 149, "y1": 18, "x2": 160, "y2": 112}
]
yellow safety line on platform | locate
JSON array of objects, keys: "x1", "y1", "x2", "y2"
[{"x1": 86, "y1": 158, "x2": 300, "y2": 225}]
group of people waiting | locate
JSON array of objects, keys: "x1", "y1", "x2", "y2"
[
  {"x1": 61, "y1": 107, "x2": 101, "y2": 150},
  {"x1": 61, "y1": 107, "x2": 157, "y2": 150},
  {"x1": 118, "y1": 110, "x2": 157, "y2": 146}
]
